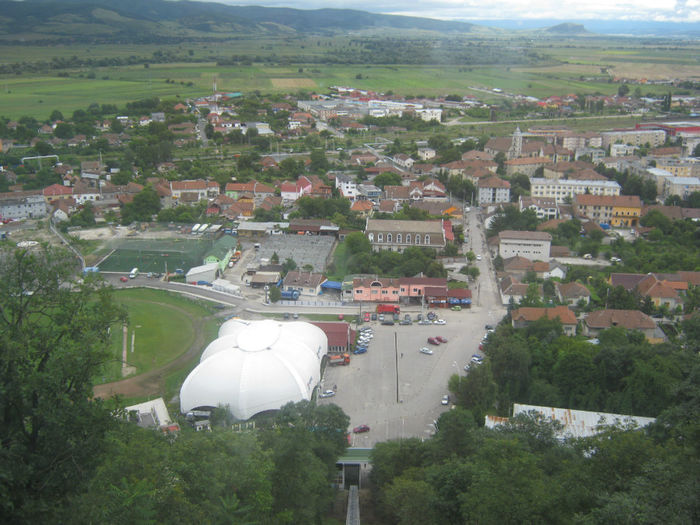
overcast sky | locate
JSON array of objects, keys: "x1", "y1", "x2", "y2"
[{"x1": 208, "y1": 0, "x2": 700, "y2": 23}]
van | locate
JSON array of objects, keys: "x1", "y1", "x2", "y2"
[
  {"x1": 129, "y1": 267, "x2": 139, "y2": 279},
  {"x1": 583, "y1": 254, "x2": 593, "y2": 260}
]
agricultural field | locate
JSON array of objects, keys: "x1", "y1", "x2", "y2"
[
  {"x1": 99, "y1": 287, "x2": 218, "y2": 384},
  {"x1": 1, "y1": 36, "x2": 698, "y2": 119}
]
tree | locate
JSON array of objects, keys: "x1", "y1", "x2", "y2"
[
  {"x1": 618, "y1": 84, "x2": 630, "y2": 97},
  {"x1": 270, "y1": 251, "x2": 279, "y2": 264},
  {"x1": 269, "y1": 286, "x2": 281, "y2": 303},
  {"x1": 0, "y1": 247, "x2": 125, "y2": 521},
  {"x1": 121, "y1": 186, "x2": 162, "y2": 224},
  {"x1": 373, "y1": 171, "x2": 402, "y2": 189},
  {"x1": 49, "y1": 109, "x2": 63, "y2": 122}
]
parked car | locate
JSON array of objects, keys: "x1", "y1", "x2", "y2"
[
  {"x1": 353, "y1": 347, "x2": 367, "y2": 355},
  {"x1": 418, "y1": 320, "x2": 432, "y2": 325},
  {"x1": 434, "y1": 319, "x2": 446, "y2": 325},
  {"x1": 419, "y1": 347, "x2": 433, "y2": 355},
  {"x1": 353, "y1": 424, "x2": 370, "y2": 433},
  {"x1": 371, "y1": 313, "x2": 377, "y2": 321},
  {"x1": 464, "y1": 363, "x2": 470, "y2": 372},
  {"x1": 319, "y1": 390, "x2": 335, "y2": 398},
  {"x1": 610, "y1": 257, "x2": 622, "y2": 263},
  {"x1": 293, "y1": 313, "x2": 299, "y2": 319},
  {"x1": 119, "y1": 276, "x2": 128, "y2": 282},
  {"x1": 484, "y1": 324, "x2": 494, "y2": 330},
  {"x1": 427, "y1": 312, "x2": 437, "y2": 320},
  {"x1": 471, "y1": 354, "x2": 483, "y2": 364},
  {"x1": 441, "y1": 395, "x2": 449, "y2": 405},
  {"x1": 378, "y1": 314, "x2": 385, "y2": 322},
  {"x1": 399, "y1": 319, "x2": 411, "y2": 325},
  {"x1": 451, "y1": 305, "x2": 462, "y2": 311},
  {"x1": 583, "y1": 253, "x2": 593, "y2": 260},
  {"x1": 404, "y1": 314, "x2": 411, "y2": 322},
  {"x1": 436, "y1": 336, "x2": 448, "y2": 343},
  {"x1": 363, "y1": 312, "x2": 371, "y2": 322},
  {"x1": 427, "y1": 337, "x2": 440, "y2": 345},
  {"x1": 381, "y1": 320, "x2": 395, "y2": 326},
  {"x1": 338, "y1": 314, "x2": 344, "y2": 320},
  {"x1": 476, "y1": 254, "x2": 482, "y2": 261}
]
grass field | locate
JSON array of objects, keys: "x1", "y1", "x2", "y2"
[{"x1": 99, "y1": 288, "x2": 216, "y2": 383}]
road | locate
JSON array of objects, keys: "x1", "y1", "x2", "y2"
[
  {"x1": 444, "y1": 113, "x2": 644, "y2": 127},
  {"x1": 321, "y1": 207, "x2": 506, "y2": 446}
]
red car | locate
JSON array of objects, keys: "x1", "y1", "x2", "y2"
[
  {"x1": 353, "y1": 424, "x2": 370, "y2": 433},
  {"x1": 436, "y1": 336, "x2": 448, "y2": 343},
  {"x1": 427, "y1": 337, "x2": 440, "y2": 345},
  {"x1": 119, "y1": 276, "x2": 129, "y2": 282},
  {"x1": 363, "y1": 312, "x2": 371, "y2": 322}
]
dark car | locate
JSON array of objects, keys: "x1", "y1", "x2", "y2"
[
  {"x1": 436, "y1": 336, "x2": 448, "y2": 343},
  {"x1": 353, "y1": 347, "x2": 367, "y2": 355},
  {"x1": 485, "y1": 324, "x2": 494, "y2": 330},
  {"x1": 371, "y1": 313, "x2": 377, "y2": 321},
  {"x1": 381, "y1": 319, "x2": 395, "y2": 326},
  {"x1": 427, "y1": 337, "x2": 440, "y2": 345},
  {"x1": 353, "y1": 424, "x2": 370, "y2": 433},
  {"x1": 399, "y1": 319, "x2": 411, "y2": 325}
]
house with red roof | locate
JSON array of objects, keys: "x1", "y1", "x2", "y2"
[{"x1": 42, "y1": 183, "x2": 73, "y2": 204}]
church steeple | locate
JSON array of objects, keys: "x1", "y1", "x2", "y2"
[{"x1": 509, "y1": 126, "x2": 522, "y2": 159}]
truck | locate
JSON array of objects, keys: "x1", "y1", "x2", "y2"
[
  {"x1": 376, "y1": 304, "x2": 400, "y2": 314},
  {"x1": 280, "y1": 289, "x2": 300, "y2": 300},
  {"x1": 328, "y1": 353, "x2": 350, "y2": 366}
]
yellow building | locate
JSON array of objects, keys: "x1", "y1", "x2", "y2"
[{"x1": 573, "y1": 194, "x2": 641, "y2": 227}]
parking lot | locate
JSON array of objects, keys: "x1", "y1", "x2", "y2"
[{"x1": 319, "y1": 305, "x2": 505, "y2": 446}]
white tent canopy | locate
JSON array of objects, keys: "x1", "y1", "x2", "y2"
[{"x1": 180, "y1": 319, "x2": 326, "y2": 420}]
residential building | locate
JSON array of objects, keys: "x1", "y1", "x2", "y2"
[
  {"x1": 519, "y1": 196, "x2": 559, "y2": 220},
  {"x1": 478, "y1": 177, "x2": 511, "y2": 205},
  {"x1": 393, "y1": 154, "x2": 414, "y2": 170},
  {"x1": 600, "y1": 129, "x2": 666, "y2": 148},
  {"x1": 530, "y1": 178, "x2": 621, "y2": 204},
  {"x1": 42, "y1": 183, "x2": 73, "y2": 204},
  {"x1": 498, "y1": 230, "x2": 552, "y2": 259},
  {"x1": 511, "y1": 306, "x2": 578, "y2": 336},
  {"x1": 499, "y1": 276, "x2": 539, "y2": 306},
  {"x1": 365, "y1": 218, "x2": 446, "y2": 252},
  {"x1": 352, "y1": 277, "x2": 401, "y2": 303},
  {"x1": 582, "y1": 309, "x2": 661, "y2": 343},
  {"x1": 0, "y1": 191, "x2": 48, "y2": 219},
  {"x1": 555, "y1": 282, "x2": 591, "y2": 306},
  {"x1": 350, "y1": 200, "x2": 373, "y2": 218},
  {"x1": 170, "y1": 180, "x2": 220, "y2": 202},
  {"x1": 664, "y1": 176, "x2": 700, "y2": 200},
  {"x1": 357, "y1": 184, "x2": 382, "y2": 202},
  {"x1": 283, "y1": 270, "x2": 326, "y2": 297},
  {"x1": 334, "y1": 173, "x2": 358, "y2": 200},
  {"x1": 504, "y1": 157, "x2": 548, "y2": 177},
  {"x1": 417, "y1": 147, "x2": 436, "y2": 161},
  {"x1": 573, "y1": 194, "x2": 642, "y2": 228}
]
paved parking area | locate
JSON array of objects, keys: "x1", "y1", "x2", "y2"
[
  {"x1": 253, "y1": 235, "x2": 334, "y2": 272},
  {"x1": 319, "y1": 305, "x2": 505, "y2": 446}
]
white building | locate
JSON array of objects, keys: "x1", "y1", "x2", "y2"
[
  {"x1": 498, "y1": 230, "x2": 552, "y2": 259},
  {"x1": 334, "y1": 173, "x2": 358, "y2": 200},
  {"x1": 417, "y1": 147, "x2": 436, "y2": 161},
  {"x1": 478, "y1": 177, "x2": 511, "y2": 205},
  {"x1": 0, "y1": 192, "x2": 48, "y2": 220},
  {"x1": 415, "y1": 108, "x2": 442, "y2": 122},
  {"x1": 180, "y1": 319, "x2": 325, "y2": 420},
  {"x1": 486, "y1": 403, "x2": 656, "y2": 440},
  {"x1": 530, "y1": 178, "x2": 621, "y2": 204},
  {"x1": 519, "y1": 196, "x2": 559, "y2": 220}
]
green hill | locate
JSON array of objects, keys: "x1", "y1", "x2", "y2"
[{"x1": 0, "y1": 0, "x2": 484, "y2": 42}]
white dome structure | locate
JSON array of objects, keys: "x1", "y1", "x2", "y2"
[{"x1": 180, "y1": 319, "x2": 326, "y2": 420}]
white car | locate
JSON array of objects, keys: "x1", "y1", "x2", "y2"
[
  {"x1": 419, "y1": 347, "x2": 434, "y2": 355},
  {"x1": 319, "y1": 390, "x2": 336, "y2": 398},
  {"x1": 434, "y1": 319, "x2": 446, "y2": 325},
  {"x1": 476, "y1": 254, "x2": 482, "y2": 261},
  {"x1": 610, "y1": 257, "x2": 622, "y2": 263},
  {"x1": 441, "y1": 395, "x2": 449, "y2": 405}
]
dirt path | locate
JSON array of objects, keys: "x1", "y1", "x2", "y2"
[{"x1": 93, "y1": 306, "x2": 217, "y2": 400}]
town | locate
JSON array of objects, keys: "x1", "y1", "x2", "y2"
[{"x1": 1, "y1": 1, "x2": 700, "y2": 521}]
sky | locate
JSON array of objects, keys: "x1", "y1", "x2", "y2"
[{"x1": 208, "y1": 0, "x2": 700, "y2": 23}]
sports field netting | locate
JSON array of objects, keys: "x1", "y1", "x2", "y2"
[{"x1": 96, "y1": 238, "x2": 213, "y2": 273}]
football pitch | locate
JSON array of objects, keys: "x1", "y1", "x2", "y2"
[{"x1": 96, "y1": 238, "x2": 212, "y2": 274}]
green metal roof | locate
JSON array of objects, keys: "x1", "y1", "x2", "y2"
[
  {"x1": 337, "y1": 447, "x2": 372, "y2": 464},
  {"x1": 205, "y1": 236, "x2": 238, "y2": 262}
]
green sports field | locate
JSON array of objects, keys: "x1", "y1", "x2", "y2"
[
  {"x1": 99, "y1": 288, "x2": 215, "y2": 383},
  {"x1": 95, "y1": 238, "x2": 213, "y2": 274}
]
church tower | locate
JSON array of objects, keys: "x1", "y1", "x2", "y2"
[{"x1": 509, "y1": 126, "x2": 522, "y2": 159}]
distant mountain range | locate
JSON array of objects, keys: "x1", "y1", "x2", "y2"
[{"x1": 0, "y1": 0, "x2": 696, "y2": 43}]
